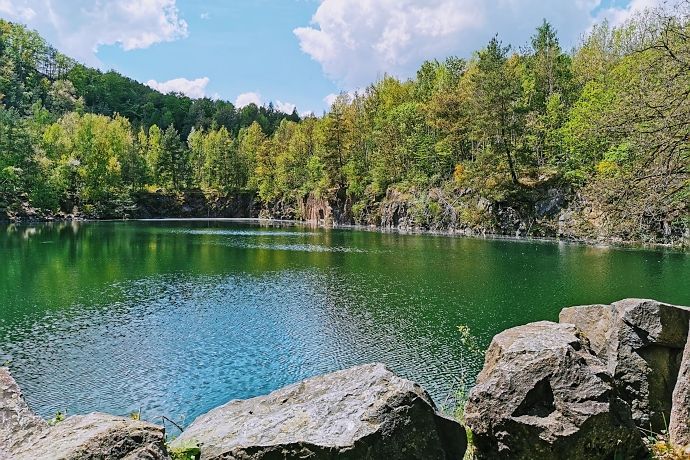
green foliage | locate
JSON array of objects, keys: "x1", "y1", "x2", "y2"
[
  {"x1": 48, "y1": 411, "x2": 66, "y2": 426},
  {"x1": 168, "y1": 441, "x2": 201, "y2": 460},
  {"x1": 0, "y1": 8, "x2": 688, "y2": 242},
  {"x1": 457, "y1": 325, "x2": 482, "y2": 357},
  {"x1": 463, "y1": 427, "x2": 476, "y2": 460}
]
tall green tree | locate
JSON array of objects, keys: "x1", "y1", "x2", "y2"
[
  {"x1": 159, "y1": 125, "x2": 189, "y2": 190},
  {"x1": 467, "y1": 37, "x2": 524, "y2": 185}
]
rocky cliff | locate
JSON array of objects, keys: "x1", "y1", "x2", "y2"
[{"x1": 3, "y1": 184, "x2": 687, "y2": 247}]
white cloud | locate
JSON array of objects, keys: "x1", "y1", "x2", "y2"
[
  {"x1": 146, "y1": 77, "x2": 210, "y2": 98},
  {"x1": 323, "y1": 93, "x2": 338, "y2": 107},
  {"x1": 295, "y1": 0, "x2": 665, "y2": 89},
  {"x1": 200, "y1": 12, "x2": 210, "y2": 20},
  {"x1": 324, "y1": 89, "x2": 363, "y2": 107},
  {"x1": 0, "y1": 0, "x2": 188, "y2": 65},
  {"x1": 235, "y1": 92, "x2": 263, "y2": 108},
  {"x1": 594, "y1": 0, "x2": 665, "y2": 26},
  {"x1": 0, "y1": 0, "x2": 36, "y2": 20},
  {"x1": 234, "y1": 93, "x2": 298, "y2": 113},
  {"x1": 275, "y1": 100, "x2": 297, "y2": 114}
]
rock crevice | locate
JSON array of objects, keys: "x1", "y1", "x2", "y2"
[{"x1": 466, "y1": 298, "x2": 690, "y2": 460}]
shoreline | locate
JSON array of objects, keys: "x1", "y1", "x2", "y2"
[{"x1": 3, "y1": 215, "x2": 688, "y2": 252}]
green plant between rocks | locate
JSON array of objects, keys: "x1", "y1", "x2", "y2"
[
  {"x1": 439, "y1": 324, "x2": 484, "y2": 460},
  {"x1": 168, "y1": 440, "x2": 201, "y2": 460},
  {"x1": 47, "y1": 411, "x2": 65, "y2": 426}
]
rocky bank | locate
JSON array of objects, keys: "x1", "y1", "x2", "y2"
[
  {"x1": 3, "y1": 185, "x2": 688, "y2": 248},
  {"x1": 466, "y1": 298, "x2": 690, "y2": 459},
  {"x1": 2, "y1": 298, "x2": 689, "y2": 459},
  {"x1": 267, "y1": 186, "x2": 689, "y2": 247}
]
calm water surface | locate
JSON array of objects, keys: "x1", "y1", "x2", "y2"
[{"x1": 1, "y1": 220, "x2": 688, "y2": 428}]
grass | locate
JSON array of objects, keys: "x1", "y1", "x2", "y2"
[{"x1": 643, "y1": 431, "x2": 690, "y2": 460}]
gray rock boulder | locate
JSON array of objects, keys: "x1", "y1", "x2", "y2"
[
  {"x1": 171, "y1": 363, "x2": 466, "y2": 460},
  {"x1": 670, "y1": 331, "x2": 690, "y2": 447},
  {"x1": 1, "y1": 367, "x2": 169, "y2": 460},
  {"x1": 0, "y1": 367, "x2": 48, "y2": 458},
  {"x1": 560, "y1": 298, "x2": 690, "y2": 431},
  {"x1": 557, "y1": 304, "x2": 612, "y2": 356},
  {"x1": 464, "y1": 321, "x2": 643, "y2": 460},
  {"x1": 11, "y1": 413, "x2": 169, "y2": 460}
]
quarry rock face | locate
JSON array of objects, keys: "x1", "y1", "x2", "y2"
[
  {"x1": 0, "y1": 367, "x2": 48, "y2": 458},
  {"x1": 11, "y1": 413, "x2": 169, "y2": 460}
]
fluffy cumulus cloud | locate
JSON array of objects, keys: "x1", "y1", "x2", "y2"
[
  {"x1": 234, "y1": 93, "x2": 297, "y2": 113},
  {"x1": 595, "y1": 0, "x2": 666, "y2": 26},
  {"x1": 0, "y1": 0, "x2": 187, "y2": 65},
  {"x1": 295, "y1": 0, "x2": 666, "y2": 88},
  {"x1": 146, "y1": 77, "x2": 210, "y2": 98},
  {"x1": 235, "y1": 92, "x2": 263, "y2": 108},
  {"x1": 323, "y1": 88, "x2": 365, "y2": 108},
  {"x1": 274, "y1": 100, "x2": 297, "y2": 114}
]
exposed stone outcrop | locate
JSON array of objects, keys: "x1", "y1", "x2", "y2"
[
  {"x1": 171, "y1": 363, "x2": 466, "y2": 460},
  {"x1": 464, "y1": 322, "x2": 643, "y2": 460},
  {"x1": 379, "y1": 189, "x2": 414, "y2": 229},
  {"x1": 0, "y1": 367, "x2": 47, "y2": 458},
  {"x1": 132, "y1": 189, "x2": 255, "y2": 220},
  {"x1": 11, "y1": 413, "x2": 169, "y2": 460},
  {"x1": 669, "y1": 330, "x2": 690, "y2": 447},
  {"x1": 302, "y1": 193, "x2": 334, "y2": 223},
  {"x1": 0, "y1": 368, "x2": 169, "y2": 460},
  {"x1": 560, "y1": 299, "x2": 690, "y2": 431}
]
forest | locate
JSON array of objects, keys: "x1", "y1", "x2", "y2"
[{"x1": 0, "y1": 3, "x2": 688, "y2": 244}]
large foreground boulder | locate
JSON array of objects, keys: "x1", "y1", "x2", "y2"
[
  {"x1": 0, "y1": 368, "x2": 169, "y2": 460},
  {"x1": 560, "y1": 298, "x2": 690, "y2": 431},
  {"x1": 171, "y1": 363, "x2": 466, "y2": 460},
  {"x1": 0, "y1": 367, "x2": 48, "y2": 458},
  {"x1": 670, "y1": 331, "x2": 690, "y2": 447},
  {"x1": 11, "y1": 413, "x2": 169, "y2": 460},
  {"x1": 464, "y1": 322, "x2": 644, "y2": 460}
]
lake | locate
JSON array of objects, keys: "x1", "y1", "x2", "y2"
[{"x1": 1, "y1": 220, "x2": 688, "y2": 430}]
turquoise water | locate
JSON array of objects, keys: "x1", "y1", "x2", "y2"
[{"x1": 1, "y1": 220, "x2": 688, "y2": 430}]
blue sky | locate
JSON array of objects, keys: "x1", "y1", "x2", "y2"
[{"x1": 0, "y1": 0, "x2": 655, "y2": 114}]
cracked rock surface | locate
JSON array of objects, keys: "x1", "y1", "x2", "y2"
[
  {"x1": 171, "y1": 363, "x2": 466, "y2": 460},
  {"x1": 561, "y1": 298, "x2": 690, "y2": 431},
  {"x1": 0, "y1": 367, "x2": 169, "y2": 460},
  {"x1": 465, "y1": 321, "x2": 644, "y2": 460}
]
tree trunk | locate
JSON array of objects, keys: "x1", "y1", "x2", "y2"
[{"x1": 505, "y1": 147, "x2": 519, "y2": 184}]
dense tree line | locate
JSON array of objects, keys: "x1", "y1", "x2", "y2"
[{"x1": 1, "y1": 4, "x2": 688, "y2": 242}]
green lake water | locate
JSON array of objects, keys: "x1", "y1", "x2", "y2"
[{"x1": 0, "y1": 220, "x2": 688, "y2": 428}]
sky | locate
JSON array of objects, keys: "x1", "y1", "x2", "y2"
[{"x1": 0, "y1": 0, "x2": 663, "y2": 114}]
